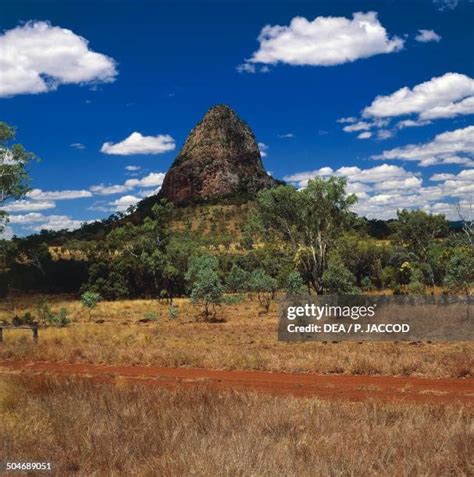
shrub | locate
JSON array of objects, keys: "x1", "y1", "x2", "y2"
[
  {"x1": 322, "y1": 259, "x2": 359, "y2": 295},
  {"x1": 143, "y1": 311, "x2": 158, "y2": 322},
  {"x1": 81, "y1": 291, "x2": 101, "y2": 321},
  {"x1": 248, "y1": 269, "x2": 277, "y2": 313},
  {"x1": 285, "y1": 271, "x2": 305, "y2": 298},
  {"x1": 168, "y1": 305, "x2": 179, "y2": 320},
  {"x1": 190, "y1": 268, "x2": 223, "y2": 320},
  {"x1": 225, "y1": 265, "x2": 249, "y2": 293}
]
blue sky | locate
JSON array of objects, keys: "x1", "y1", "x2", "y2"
[{"x1": 1, "y1": 0, "x2": 474, "y2": 236}]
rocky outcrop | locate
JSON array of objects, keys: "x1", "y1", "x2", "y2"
[{"x1": 160, "y1": 105, "x2": 278, "y2": 204}]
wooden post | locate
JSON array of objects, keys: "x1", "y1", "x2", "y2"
[{"x1": 32, "y1": 324, "x2": 38, "y2": 344}]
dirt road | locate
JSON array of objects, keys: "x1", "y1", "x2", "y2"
[{"x1": 1, "y1": 360, "x2": 473, "y2": 405}]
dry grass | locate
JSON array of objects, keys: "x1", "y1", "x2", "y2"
[
  {"x1": 0, "y1": 376, "x2": 472, "y2": 476},
  {"x1": 0, "y1": 295, "x2": 472, "y2": 378}
]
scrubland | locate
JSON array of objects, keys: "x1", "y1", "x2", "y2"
[
  {"x1": 0, "y1": 376, "x2": 472, "y2": 476},
  {"x1": 0, "y1": 295, "x2": 472, "y2": 378}
]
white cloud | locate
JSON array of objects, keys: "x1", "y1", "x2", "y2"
[
  {"x1": 0, "y1": 226, "x2": 14, "y2": 240},
  {"x1": 258, "y1": 142, "x2": 268, "y2": 157},
  {"x1": 278, "y1": 133, "x2": 295, "y2": 138},
  {"x1": 434, "y1": 0, "x2": 458, "y2": 11},
  {"x1": 101, "y1": 132, "x2": 176, "y2": 155},
  {"x1": 8, "y1": 212, "x2": 86, "y2": 231},
  {"x1": 110, "y1": 195, "x2": 140, "y2": 211},
  {"x1": 396, "y1": 119, "x2": 432, "y2": 129},
  {"x1": 343, "y1": 121, "x2": 371, "y2": 132},
  {"x1": 373, "y1": 125, "x2": 474, "y2": 167},
  {"x1": 363, "y1": 73, "x2": 474, "y2": 121},
  {"x1": 415, "y1": 29, "x2": 442, "y2": 43},
  {"x1": 70, "y1": 143, "x2": 86, "y2": 150},
  {"x1": 27, "y1": 188, "x2": 92, "y2": 200},
  {"x1": 90, "y1": 171, "x2": 165, "y2": 196},
  {"x1": 358, "y1": 131, "x2": 372, "y2": 139},
  {"x1": 125, "y1": 165, "x2": 141, "y2": 171},
  {"x1": 3, "y1": 200, "x2": 55, "y2": 212},
  {"x1": 124, "y1": 172, "x2": 166, "y2": 188},
  {"x1": 0, "y1": 21, "x2": 117, "y2": 98},
  {"x1": 281, "y1": 163, "x2": 470, "y2": 219},
  {"x1": 242, "y1": 12, "x2": 403, "y2": 69}
]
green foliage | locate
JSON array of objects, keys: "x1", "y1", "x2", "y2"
[
  {"x1": 168, "y1": 305, "x2": 179, "y2": 320},
  {"x1": 189, "y1": 267, "x2": 223, "y2": 320},
  {"x1": 222, "y1": 294, "x2": 245, "y2": 305},
  {"x1": 248, "y1": 268, "x2": 277, "y2": 312},
  {"x1": 225, "y1": 264, "x2": 249, "y2": 293},
  {"x1": 322, "y1": 257, "x2": 359, "y2": 295},
  {"x1": 81, "y1": 291, "x2": 101, "y2": 320},
  {"x1": 391, "y1": 209, "x2": 449, "y2": 262},
  {"x1": 11, "y1": 311, "x2": 35, "y2": 327},
  {"x1": 256, "y1": 177, "x2": 357, "y2": 293},
  {"x1": 285, "y1": 271, "x2": 306, "y2": 297},
  {"x1": 0, "y1": 122, "x2": 36, "y2": 234},
  {"x1": 444, "y1": 247, "x2": 474, "y2": 295},
  {"x1": 143, "y1": 311, "x2": 158, "y2": 322}
]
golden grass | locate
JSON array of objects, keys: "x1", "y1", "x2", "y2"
[
  {"x1": 0, "y1": 376, "x2": 472, "y2": 476},
  {"x1": 0, "y1": 295, "x2": 472, "y2": 378}
]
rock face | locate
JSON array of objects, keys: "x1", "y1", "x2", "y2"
[{"x1": 160, "y1": 105, "x2": 278, "y2": 204}]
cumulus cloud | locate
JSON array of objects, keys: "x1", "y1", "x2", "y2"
[
  {"x1": 363, "y1": 73, "x2": 474, "y2": 121},
  {"x1": 3, "y1": 200, "x2": 55, "y2": 212},
  {"x1": 258, "y1": 142, "x2": 268, "y2": 157},
  {"x1": 373, "y1": 125, "x2": 474, "y2": 167},
  {"x1": 27, "y1": 188, "x2": 92, "y2": 200},
  {"x1": 125, "y1": 165, "x2": 141, "y2": 171},
  {"x1": 284, "y1": 163, "x2": 473, "y2": 219},
  {"x1": 101, "y1": 132, "x2": 176, "y2": 155},
  {"x1": 240, "y1": 12, "x2": 403, "y2": 70},
  {"x1": 110, "y1": 195, "x2": 141, "y2": 212},
  {"x1": 415, "y1": 29, "x2": 442, "y2": 43},
  {"x1": 340, "y1": 73, "x2": 474, "y2": 139},
  {"x1": 358, "y1": 131, "x2": 372, "y2": 139},
  {"x1": 8, "y1": 213, "x2": 85, "y2": 231},
  {"x1": 90, "y1": 172, "x2": 165, "y2": 196},
  {"x1": 0, "y1": 21, "x2": 117, "y2": 98}
]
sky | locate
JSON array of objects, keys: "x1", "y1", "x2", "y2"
[{"x1": 1, "y1": 0, "x2": 474, "y2": 237}]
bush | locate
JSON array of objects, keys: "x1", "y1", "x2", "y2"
[
  {"x1": 168, "y1": 305, "x2": 179, "y2": 320},
  {"x1": 81, "y1": 291, "x2": 101, "y2": 321},
  {"x1": 285, "y1": 271, "x2": 305, "y2": 298},
  {"x1": 143, "y1": 311, "x2": 158, "y2": 322},
  {"x1": 322, "y1": 259, "x2": 359, "y2": 295},
  {"x1": 190, "y1": 268, "x2": 223, "y2": 320},
  {"x1": 248, "y1": 269, "x2": 277, "y2": 313},
  {"x1": 225, "y1": 265, "x2": 249, "y2": 293}
]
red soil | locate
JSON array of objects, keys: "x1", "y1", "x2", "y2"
[{"x1": 1, "y1": 360, "x2": 473, "y2": 405}]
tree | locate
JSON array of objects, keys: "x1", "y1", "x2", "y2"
[
  {"x1": 186, "y1": 254, "x2": 223, "y2": 320},
  {"x1": 322, "y1": 257, "x2": 359, "y2": 295},
  {"x1": 248, "y1": 268, "x2": 277, "y2": 313},
  {"x1": 256, "y1": 177, "x2": 357, "y2": 293},
  {"x1": 190, "y1": 267, "x2": 223, "y2": 320},
  {"x1": 391, "y1": 209, "x2": 449, "y2": 262},
  {"x1": 285, "y1": 271, "x2": 306, "y2": 298},
  {"x1": 225, "y1": 264, "x2": 249, "y2": 293},
  {"x1": 444, "y1": 247, "x2": 474, "y2": 297},
  {"x1": 0, "y1": 122, "x2": 36, "y2": 234},
  {"x1": 81, "y1": 291, "x2": 101, "y2": 321}
]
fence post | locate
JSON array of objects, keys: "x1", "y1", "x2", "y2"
[{"x1": 32, "y1": 324, "x2": 38, "y2": 344}]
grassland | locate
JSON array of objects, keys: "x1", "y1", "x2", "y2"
[
  {"x1": 0, "y1": 295, "x2": 472, "y2": 378},
  {"x1": 1, "y1": 376, "x2": 472, "y2": 476}
]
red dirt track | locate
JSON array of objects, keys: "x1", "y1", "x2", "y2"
[{"x1": 1, "y1": 360, "x2": 473, "y2": 405}]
